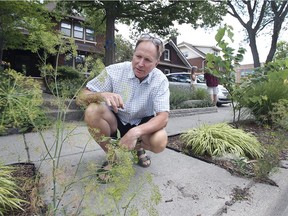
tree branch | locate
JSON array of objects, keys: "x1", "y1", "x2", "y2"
[
  {"x1": 227, "y1": 1, "x2": 247, "y2": 27},
  {"x1": 254, "y1": 0, "x2": 268, "y2": 32}
]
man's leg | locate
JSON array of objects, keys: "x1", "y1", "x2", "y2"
[
  {"x1": 140, "y1": 129, "x2": 168, "y2": 153},
  {"x1": 212, "y1": 87, "x2": 219, "y2": 106},
  {"x1": 212, "y1": 94, "x2": 217, "y2": 106},
  {"x1": 84, "y1": 103, "x2": 117, "y2": 152},
  {"x1": 207, "y1": 87, "x2": 214, "y2": 105},
  {"x1": 135, "y1": 129, "x2": 167, "y2": 167}
]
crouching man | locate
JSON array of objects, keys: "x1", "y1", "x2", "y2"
[{"x1": 77, "y1": 33, "x2": 170, "y2": 174}]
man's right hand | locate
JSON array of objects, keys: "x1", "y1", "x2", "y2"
[
  {"x1": 100, "y1": 92, "x2": 124, "y2": 113},
  {"x1": 119, "y1": 127, "x2": 140, "y2": 150}
]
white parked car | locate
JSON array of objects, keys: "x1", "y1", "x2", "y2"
[{"x1": 166, "y1": 72, "x2": 231, "y2": 106}]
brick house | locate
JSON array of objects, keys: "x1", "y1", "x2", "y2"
[
  {"x1": 157, "y1": 38, "x2": 192, "y2": 74},
  {"x1": 2, "y1": 2, "x2": 105, "y2": 77},
  {"x1": 177, "y1": 41, "x2": 221, "y2": 73}
]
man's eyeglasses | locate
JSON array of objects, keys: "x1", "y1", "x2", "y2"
[{"x1": 139, "y1": 33, "x2": 163, "y2": 46}]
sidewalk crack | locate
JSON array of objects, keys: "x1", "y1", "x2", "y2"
[
  {"x1": 212, "y1": 181, "x2": 255, "y2": 216},
  {"x1": 23, "y1": 133, "x2": 31, "y2": 162}
]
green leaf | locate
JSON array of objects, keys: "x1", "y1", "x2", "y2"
[{"x1": 215, "y1": 27, "x2": 225, "y2": 43}]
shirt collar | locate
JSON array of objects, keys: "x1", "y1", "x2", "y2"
[{"x1": 128, "y1": 64, "x2": 154, "y2": 84}]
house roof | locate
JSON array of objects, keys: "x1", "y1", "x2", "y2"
[
  {"x1": 178, "y1": 41, "x2": 221, "y2": 59},
  {"x1": 45, "y1": 2, "x2": 85, "y2": 21},
  {"x1": 158, "y1": 39, "x2": 192, "y2": 70}
]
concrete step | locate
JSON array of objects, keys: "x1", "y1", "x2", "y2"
[
  {"x1": 45, "y1": 109, "x2": 84, "y2": 122},
  {"x1": 42, "y1": 92, "x2": 84, "y2": 122},
  {"x1": 42, "y1": 93, "x2": 81, "y2": 110},
  {"x1": 42, "y1": 98, "x2": 81, "y2": 110}
]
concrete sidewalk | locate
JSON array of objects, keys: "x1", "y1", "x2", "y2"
[{"x1": 0, "y1": 105, "x2": 288, "y2": 216}]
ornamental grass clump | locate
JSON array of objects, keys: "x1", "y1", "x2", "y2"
[
  {"x1": 0, "y1": 163, "x2": 27, "y2": 215},
  {"x1": 180, "y1": 123, "x2": 263, "y2": 159}
]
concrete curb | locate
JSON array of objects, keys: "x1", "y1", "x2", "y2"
[{"x1": 169, "y1": 106, "x2": 217, "y2": 118}]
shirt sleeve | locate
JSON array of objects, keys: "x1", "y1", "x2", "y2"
[
  {"x1": 86, "y1": 68, "x2": 112, "y2": 92},
  {"x1": 153, "y1": 78, "x2": 170, "y2": 113}
]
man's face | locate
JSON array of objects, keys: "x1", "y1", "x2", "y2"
[{"x1": 132, "y1": 41, "x2": 159, "y2": 81}]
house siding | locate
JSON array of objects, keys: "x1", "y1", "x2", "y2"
[
  {"x1": 157, "y1": 40, "x2": 192, "y2": 74},
  {"x1": 3, "y1": 12, "x2": 105, "y2": 77},
  {"x1": 187, "y1": 57, "x2": 205, "y2": 70}
]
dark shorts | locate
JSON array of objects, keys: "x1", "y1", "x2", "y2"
[{"x1": 111, "y1": 113, "x2": 154, "y2": 138}]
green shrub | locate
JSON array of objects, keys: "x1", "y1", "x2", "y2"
[
  {"x1": 42, "y1": 58, "x2": 105, "y2": 99},
  {"x1": 0, "y1": 69, "x2": 51, "y2": 135},
  {"x1": 48, "y1": 77, "x2": 86, "y2": 99},
  {"x1": 54, "y1": 65, "x2": 82, "y2": 79},
  {"x1": 169, "y1": 85, "x2": 211, "y2": 109},
  {"x1": 240, "y1": 68, "x2": 288, "y2": 124},
  {"x1": 270, "y1": 99, "x2": 288, "y2": 130},
  {"x1": 43, "y1": 66, "x2": 86, "y2": 98},
  {"x1": 254, "y1": 145, "x2": 280, "y2": 180},
  {"x1": 0, "y1": 163, "x2": 27, "y2": 215},
  {"x1": 181, "y1": 123, "x2": 263, "y2": 159}
]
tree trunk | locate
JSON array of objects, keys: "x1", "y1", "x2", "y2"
[
  {"x1": 265, "y1": 22, "x2": 281, "y2": 64},
  {"x1": 104, "y1": 14, "x2": 116, "y2": 66},
  {"x1": 265, "y1": 2, "x2": 288, "y2": 64},
  {"x1": 248, "y1": 33, "x2": 261, "y2": 68}
]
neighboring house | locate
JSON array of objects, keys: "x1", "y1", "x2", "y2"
[
  {"x1": 157, "y1": 38, "x2": 192, "y2": 74},
  {"x1": 2, "y1": 2, "x2": 105, "y2": 77},
  {"x1": 177, "y1": 41, "x2": 221, "y2": 73},
  {"x1": 235, "y1": 63, "x2": 264, "y2": 83},
  {"x1": 177, "y1": 41, "x2": 265, "y2": 84}
]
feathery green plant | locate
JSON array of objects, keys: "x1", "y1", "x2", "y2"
[
  {"x1": 0, "y1": 69, "x2": 51, "y2": 135},
  {"x1": 181, "y1": 123, "x2": 263, "y2": 159},
  {"x1": 81, "y1": 132, "x2": 161, "y2": 216}
]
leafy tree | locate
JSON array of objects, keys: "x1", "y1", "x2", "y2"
[
  {"x1": 205, "y1": 24, "x2": 246, "y2": 123},
  {"x1": 226, "y1": 0, "x2": 288, "y2": 67},
  {"x1": 0, "y1": 1, "x2": 52, "y2": 64},
  {"x1": 115, "y1": 35, "x2": 133, "y2": 63},
  {"x1": 58, "y1": 1, "x2": 227, "y2": 65},
  {"x1": 274, "y1": 40, "x2": 288, "y2": 61}
]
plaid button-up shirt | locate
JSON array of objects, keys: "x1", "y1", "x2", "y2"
[{"x1": 86, "y1": 62, "x2": 170, "y2": 125}]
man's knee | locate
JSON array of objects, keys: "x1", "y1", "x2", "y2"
[
  {"x1": 153, "y1": 138, "x2": 167, "y2": 153},
  {"x1": 84, "y1": 103, "x2": 103, "y2": 123},
  {"x1": 146, "y1": 130, "x2": 168, "y2": 153}
]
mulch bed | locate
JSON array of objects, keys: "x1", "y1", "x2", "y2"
[{"x1": 4, "y1": 163, "x2": 46, "y2": 216}]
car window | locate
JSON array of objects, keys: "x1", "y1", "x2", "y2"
[
  {"x1": 196, "y1": 75, "x2": 205, "y2": 83},
  {"x1": 167, "y1": 73, "x2": 191, "y2": 83},
  {"x1": 167, "y1": 75, "x2": 178, "y2": 82}
]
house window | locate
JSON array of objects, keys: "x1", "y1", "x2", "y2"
[
  {"x1": 75, "y1": 54, "x2": 85, "y2": 68},
  {"x1": 74, "y1": 24, "x2": 84, "y2": 39},
  {"x1": 164, "y1": 49, "x2": 170, "y2": 61},
  {"x1": 240, "y1": 69, "x2": 254, "y2": 77},
  {"x1": 61, "y1": 22, "x2": 71, "y2": 36},
  {"x1": 85, "y1": 28, "x2": 95, "y2": 41},
  {"x1": 183, "y1": 51, "x2": 188, "y2": 58}
]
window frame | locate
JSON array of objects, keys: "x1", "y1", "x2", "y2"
[
  {"x1": 164, "y1": 49, "x2": 170, "y2": 61},
  {"x1": 85, "y1": 28, "x2": 95, "y2": 41},
  {"x1": 73, "y1": 24, "x2": 84, "y2": 39},
  {"x1": 60, "y1": 22, "x2": 72, "y2": 37}
]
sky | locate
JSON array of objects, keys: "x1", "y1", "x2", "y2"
[{"x1": 116, "y1": 16, "x2": 288, "y2": 65}]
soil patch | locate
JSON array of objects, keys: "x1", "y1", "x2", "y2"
[{"x1": 4, "y1": 163, "x2": 46, "y2": 216}]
